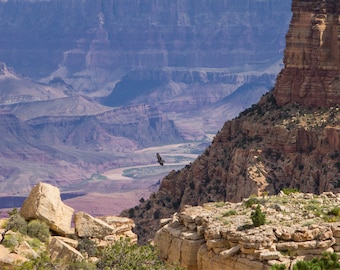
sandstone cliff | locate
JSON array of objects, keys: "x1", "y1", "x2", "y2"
[
  {"x1": 121, "y1": 0, "x2": 340, "y2": 244},
  {"x1": 273, "y1": 0, "x2": 340, "y2": 107}
]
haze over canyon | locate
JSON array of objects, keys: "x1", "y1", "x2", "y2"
[{"x1": 0, "y1": 0, "x2": 291, "y2": 215}]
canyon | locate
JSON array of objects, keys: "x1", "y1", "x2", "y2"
[
  {"x1": 123, "y1": 0, "x2": 340, "y2": 247},
  {"x1": 0, "y1": 0, "x2": 291, "y2": 216},
  {"x1": 1, "y1": 0, "x2": 340, "y2": 268}
]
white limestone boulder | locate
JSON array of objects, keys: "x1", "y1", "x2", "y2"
[{"x1": 20, "y1": 182, "x2": 74, "y2": 236}]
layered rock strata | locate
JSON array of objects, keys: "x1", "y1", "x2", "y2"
[
  {"x1": 274, "y1": 0, "x2": 340, "y2": 107},
  {"x1": 154, "y1": 192, "x2": 340, "y2": 270}
]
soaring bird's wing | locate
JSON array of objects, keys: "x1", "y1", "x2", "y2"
[{"x1": 156, "y1": 153, "x2": 164, "y2": 166}]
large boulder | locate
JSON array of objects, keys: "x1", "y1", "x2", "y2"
[
  {"x1": 74, "y1": 212, "x2": 138, "y2": 245},
  {"x1": 20, "y1": 182, "x2": 74, "y2": 235},
  {"x1": 48, "y1": 237, "x2": 83, "y2": 263},
  {"x1": 74, "y1": 212, "x2": 116, "y2": 239},
  {"x1": 0, "y1": 244, "x2": 28, "y2": 268}
]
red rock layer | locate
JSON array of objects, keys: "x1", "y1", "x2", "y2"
[{"x1": 274, "y1": 0, "x2": 340, "y2": 107}]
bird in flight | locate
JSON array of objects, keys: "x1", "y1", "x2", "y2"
[{"x1": 156, "y1": 153, "x2": 165, "y2": 166}]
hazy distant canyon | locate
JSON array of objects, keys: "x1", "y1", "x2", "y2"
[{"x1": 0, "y1": 0, "x2": 291, "y2": 215}]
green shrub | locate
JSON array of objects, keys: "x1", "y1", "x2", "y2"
[
  {"x1": 2, "y1": 233, "x2": 20, "y2": 251},
  {"x1": 293, "y1": 252, "x2": 340, "y2": 270},
  {"x1": 77, "y1": 237, "x2": 98, "y2": 257},
  {"x1": 14, "y1": 251, "x2": 57, "y2": 270},
  {"x1": 270, "y1": 264, "x2": 286, "y2": 270},
  {"x1": 215, "y1": 202, "x2": 225, "y2": 208},
  {"x1": 26, "y1": 238, "x2": 42, "y2": 251},
  {"x1": 27, "y1": 220, "x2": 50, "y2": 243},
  {"x1": 244, "y1": 197, "x2": 260, "y2": 208},
  {"x1": 281, "y1": 187, "x2": 299, "y2": 195},
  {"x1": 6, "y1": 209, "x2": 27, "y2": 235},
  {"x1": 328, "y1": 207, "x2": 340, "y2": 216},
  {"x1": 67, "y1": 260, "x2": 97, "y2": 270},
  {"x1": 251, "y1": 204, "x2": 266, "y2": 227},
  {"x1": 96, "y1": 238, "x2": 183, "y2": 270},
  {"x1": 222, "y1": 210, "x2": 237, "y2": 217}
]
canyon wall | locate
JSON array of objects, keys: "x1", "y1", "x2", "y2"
[
  {"x1": 274, "y1": 0, "x2": 340, "y2": 107},
  {"x1": 0, "y1": 0, "x2": 290, "y2": 84}
]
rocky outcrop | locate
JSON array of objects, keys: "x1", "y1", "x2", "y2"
[
  {"x1": 0, "y1": 244, "x2": 28, "y2": 269},
  {"x1": 20, "y1": 182, "x2": 74, "y2": 236},
  {"x1": 74, "y1": 212, "x2": 137, "y2": 245},
  {"x1": 274, "y1": 0, "x2": 340, "y2": 107},
  {"x1": 154, "y1": 192, "x2": 340, "y2": 270},
  {"x1": 48, "y1": 237, "x2": 84, "y2": 263},
  {"x1": 75, "y1": 212, "x2": 115, "y2": 239}
]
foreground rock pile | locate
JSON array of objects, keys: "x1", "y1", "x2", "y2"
[
  {"x1": 0, "y1": 182, "x2": 136, "y2": 268},
  {"x1": 154, "y1": 191, "x2": 340, "y2": 270}
]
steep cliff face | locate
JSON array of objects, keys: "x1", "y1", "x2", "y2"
[
  {"x1": 274, "y1": 0, "x2": 340, "y2": 107},
  {"x1": 122, "y1": 0, "x2": 340, "y2": 244}
]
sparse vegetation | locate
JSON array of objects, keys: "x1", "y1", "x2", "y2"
[
  {"x1": 27, "y1": 219, "x2": 50, "y2": 243},
  {"x1": 2, "y1": 233, "x2": 21, "y2": 251},
  {"x1": 328, "y1": 207, "x2": 340, "y2": 216},
  {"x1": 215, "y1": 202, "x2": 225, "y2": 208},
  {"x1": 96, "y1": 238, "x2": 184, "y2": 270},
  {"x1": 6, "y1": 208, "x2": 28, "y2": 235},
  {"x1": 1, "y1": 208, "x2": 27, "y2": 244},
  {"x1": 324, "y1": 207, "x2": 340, "y2": 222},
  {"x1": 244, "y1": 197, "x2": 260, "y2": 208},
  {"x1": 251, "y1": 204, "x2": 266, "y2": 227},
  {"x1": 281, "y1": 187, "x2": 299, "y2": 195},
  {"x1": 270, "y1": 264, "x2": 287, "y2": 270},
  {"x1": 77, "y1": 237, "x2": 98, "y2": 257},
  {"x1": 292, "y1": 252, "x2": 340, "y2": 270},
  {"x1": 222, "y1": 209, "x2": 237, "y2": 217},
  {"x1": 14, "y1": 251, "x2": 57, "y2": 270}
]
